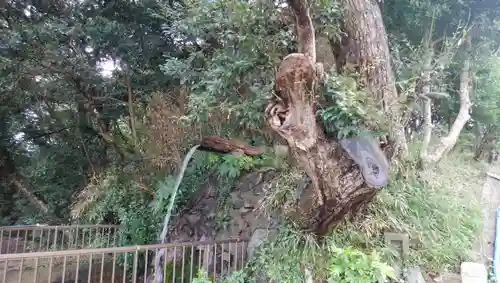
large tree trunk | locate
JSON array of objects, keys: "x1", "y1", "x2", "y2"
[
  {"x1": 265, "y1": 0, "x2": 397, "y2": 235},
  {"x1": 341, "y1": 0, "x2": 407, "y2": 157}
]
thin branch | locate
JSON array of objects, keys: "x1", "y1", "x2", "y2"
[
  {"x1": 126, "y1": 74, "x2": 138, "y2": 148},
  {"x1": 22, "y1": 127, "x2": 70, "y2": 140},
  {"x1": 11, "y1": 174, "x2": 49, "y2": 214},
  {"x1": 424, "y1": 92, "x2": 449, "y2": 99}
]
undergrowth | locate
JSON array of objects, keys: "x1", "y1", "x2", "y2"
[
  {"x1": 76, "y1": 147, "x2": 272, "y2": 276},
  {"x1": 76, "y1": 136, "x2": 484, "y2": 281},
  {"x1": 235, "y1": 150, "x2": 484, "y2": 281},
  {"x1": 329, "y1": 151, "x2": 483, "y2": 274},
  {"x1": 192, "y1": 227, "x2": 396, "y2": 282}
]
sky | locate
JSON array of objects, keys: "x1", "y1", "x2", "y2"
[{"x1": 98, "y1": 60, "x2": 117, "y2": 77}]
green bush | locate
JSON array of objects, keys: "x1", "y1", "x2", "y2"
[{"x1": 326, "y1": 246, "x2": 395, "y2": 283}]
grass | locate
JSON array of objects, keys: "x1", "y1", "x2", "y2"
[
  {"x1": 327, "y1": 151, "x2": 484, "y2": 274},
  {"x1": 182, "y1": 141, "x2": 487, "y2": 283},
  {"x1": 246, "y1": 148, "x2": 486, "y2": 281},
  {"x1": 240, "y1": 226, "x2": 397, "y2": 283}
]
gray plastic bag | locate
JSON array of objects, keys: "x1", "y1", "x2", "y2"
[{"x1": 340, "y1": 136, "x2": 390, "y2": 188}]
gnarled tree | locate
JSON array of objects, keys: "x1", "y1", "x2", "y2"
[
  {"x1": 265, "y1": 0, "x2": 403, "y2": 235},
  {"x1": 419, "y1": 35, "x2": 472, "y2": 166}
]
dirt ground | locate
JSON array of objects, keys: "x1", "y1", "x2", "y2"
[{"x1": 473, "y1": 173, "x2": 500, "y2": 263}]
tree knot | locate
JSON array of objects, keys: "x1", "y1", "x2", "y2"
[
  {"x1": 275, "y1": 54, "x2": 315, "y2": 99},
  {"x1": 265, "y1": 53, "x2": 318, "y2": 152}
]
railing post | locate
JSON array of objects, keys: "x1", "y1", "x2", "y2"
[{"x1": 53, "y1": 226, "x2": 58, "y2": 251}]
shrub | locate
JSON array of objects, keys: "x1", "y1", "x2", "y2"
[{"x1": 326, "y1": 246, "x2": 396, "y2": 282}]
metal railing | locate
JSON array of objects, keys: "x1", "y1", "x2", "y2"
[
  {"x1": 0, "y1": 238, "x2": 248, "y2": 283},
  {"x1": 0, "y1": 225, "x2": 122, "y2": 254}
]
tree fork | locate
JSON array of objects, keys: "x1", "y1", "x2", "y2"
[{"x1": 420, "y1": 34, "x2": 472, "y2": 165}]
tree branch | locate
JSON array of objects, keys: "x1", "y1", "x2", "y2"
[
  {"x1": 0, "y1": 147, "x2": 61, "y2": 223},
  {"x1": 22, "y1": 127, "x2": 69, "y2": 140},
  {"x1": 340, "y1": 0, "x2": 407, "y2": 157},
  {"x1": 198, "y1": 136, "x2": 264, "y2": 156},
  {"x1": 126, "y1": 73, "x2": 138, "y2": 148},
  {"x1": 425, "y1": 34, "x2": 472, "y2": 164},
  {"x1": 287, "y1": 0, "x2": 316, "y2": 64}
]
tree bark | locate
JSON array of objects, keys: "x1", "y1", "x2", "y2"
[
  {"x1": 341, "y1": 0, "x2": 408, "y2": 157},
  {"x1": 265, "y1": 0, "x2": 395, "y2": 235},
  {"x1": 198, "y1": 136, "x2": 264, "y2": 156}
]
